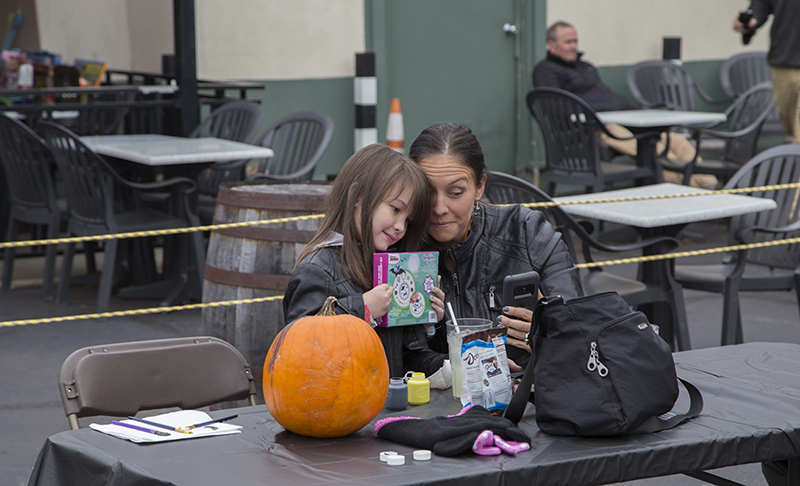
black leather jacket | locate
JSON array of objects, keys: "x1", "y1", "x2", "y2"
[
  {"x1": 283, "y1": 235, "x2": 441, "y2": 377},
  {"x1": 428, "y1": 203, "x2": 583, "y2": 360}
]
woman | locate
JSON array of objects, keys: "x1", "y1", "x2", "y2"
[{"x1": 409, "y1": 123, "x2": 583, "y2": 367}]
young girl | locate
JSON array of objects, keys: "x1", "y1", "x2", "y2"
[{"x1": 283, "y1": 144, "x2": 446, "y2": 377}]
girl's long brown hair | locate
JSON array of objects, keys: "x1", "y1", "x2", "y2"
[{"x1": 296, "y1": 144, "x2": 433, "y2": 289}]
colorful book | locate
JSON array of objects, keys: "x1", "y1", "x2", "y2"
[
  {"x1": 74, "y1": 58, "x2": 107, "y2": 87},
  {"x1": 373, "y1": 251, "x2": 439, "y2": 327}
]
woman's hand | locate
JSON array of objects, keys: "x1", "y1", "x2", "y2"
[
  {"x1": 363, "y1": 284, "x2": 393, "y2": 319},
  {"x1": 496, "y1": 305, "x2": 532, "y2": 353},
  {"x1": 430, "y1": 277, "x2": 445, "y2": 322}
]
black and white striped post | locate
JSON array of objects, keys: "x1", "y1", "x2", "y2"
[{"x1": 354, "y1": 52, "x2": 377, "y2": 151}]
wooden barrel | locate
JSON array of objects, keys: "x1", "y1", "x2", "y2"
[{"x1": 202, "y1": 181, "x2": 331, "y2": 371}]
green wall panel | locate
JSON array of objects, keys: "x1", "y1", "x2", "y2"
[
  {"x1": 235, "y1": 59, "x2": 731, "y2": 183},
  {"x1": 243, "y1": 77, "x2": 356, "y2": 181}
]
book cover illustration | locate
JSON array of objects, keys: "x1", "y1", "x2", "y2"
[
  {"x1": 74, "y1": 58, "x2": 108, "y2": 87},
  {"x1": 373, "y1": 251, "x2": 439, "y2": 327}
]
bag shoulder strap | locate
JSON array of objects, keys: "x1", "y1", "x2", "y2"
[{"x1": 628, "y1": 378, "x2": 703, "y2": 434}]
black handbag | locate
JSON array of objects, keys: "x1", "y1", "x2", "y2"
[{"x1": 504, "y1": 291, "x2": 703, "y2": 437}]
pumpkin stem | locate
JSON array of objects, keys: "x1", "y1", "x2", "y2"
[{"x1": 317, "y1": 296, "x2": 338, "y2": 316}]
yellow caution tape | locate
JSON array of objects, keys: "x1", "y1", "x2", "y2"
[{"x1": 2, "y1": 182, "x2": 798, "y2": 249}]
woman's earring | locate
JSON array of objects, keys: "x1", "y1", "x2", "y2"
[{"x1": 473, "y1": 200, "x2": 480, "y2": 217}]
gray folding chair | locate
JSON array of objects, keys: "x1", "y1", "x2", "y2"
[
  {"x1": 483, "y1": 171, "x2": 691, "y2": 351},
  {"x1": 0, "y1": 116, "x2": 65, "y2": 300},
  {"x1": 719, "y1": 51, "x2": 781, "y2": 134},
  {"x1": 247, "y1": 111, "x2": 334, "y2": 182},
  {"x1": 627, "y1": 60, "x2": 726, "y2": 111},
  {"x1": 59, "y1": 336, "x2": 258, "y2": 430},
  {"x1": 191, "y1": 101, "x2": 263, "y2": 224},
  {"x1": 674, "y1": 144, "x2": 800, "y2": 346},
  {"x1": 39, "y1": 121, "x2": 202, "y2": 313},
  {"x1": 527, "y1": 88, "x2": 659, "y2": 196},
  {"x1": 660, "y1": 83, "x2": 776, "y2": 186}
]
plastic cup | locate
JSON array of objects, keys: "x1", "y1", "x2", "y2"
[{"x1": 446, "y1": 318, "x2": 492, "y2": 400}]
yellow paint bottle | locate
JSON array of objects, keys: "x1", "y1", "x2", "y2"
[{"x1": 406, "y1": 372, "x2": 430, "y2": 405}]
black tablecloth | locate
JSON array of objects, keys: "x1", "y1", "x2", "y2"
[{"x1": 28, "y1": 342, "x2": 800, "y2": 486}]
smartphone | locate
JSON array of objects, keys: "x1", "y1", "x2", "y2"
[
  {"x1": 502, "y1": 271, "x2": 540, "y2": 311},
  {"x1": 739, "y1": 9, "x2": 754, "y2": 45}
]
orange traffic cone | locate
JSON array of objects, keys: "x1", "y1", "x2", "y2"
[{"x1": 386, "y1": 97, "x2": 404, "y2": 154}]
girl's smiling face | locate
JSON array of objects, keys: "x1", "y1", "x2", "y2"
[
  {"x1": 370, "y1": 186, "x2": 415, "y2": 251},
  {"x1": 418, "y1": 154, "x2": 485, "y2": 247}
]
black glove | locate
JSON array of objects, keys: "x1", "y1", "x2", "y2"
[{"x1": 374, "y1": 405, "x2": 531, "y2": 457}]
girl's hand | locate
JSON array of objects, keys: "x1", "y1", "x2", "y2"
[{"x1": 364, "y1": 284, "x2": 393, "y2": 319}]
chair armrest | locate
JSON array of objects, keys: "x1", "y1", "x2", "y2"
[
  {"x1": 121, "y1": 176, "x2": 197, "y2": 195},
  {"x1": 734, "y1": 220, "x2": 800, "y2": 243},
  {"x1": 582, "y1": 233, "x2": 680, "y2": 255}
]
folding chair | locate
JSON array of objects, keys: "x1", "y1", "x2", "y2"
[{"x1": 59, "y1": 336, "x2": 258, "y2": 430}]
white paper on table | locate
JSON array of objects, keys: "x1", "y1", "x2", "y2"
[{"x1": 89, "y1": 410, "x2": 242, "y2": 443}]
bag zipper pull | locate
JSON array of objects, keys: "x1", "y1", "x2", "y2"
[{"x1": 587, "y1": 342, "x2": 609, "y2": 377}]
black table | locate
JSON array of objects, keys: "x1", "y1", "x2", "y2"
[{"x1": 28, "y1": 342, "x2": 800, "y2": 486}]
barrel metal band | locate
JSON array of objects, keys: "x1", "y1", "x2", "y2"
[
  {"x1": 216, "y1": 187, "x2": 327, "y2": 211},
  {"x1": 203, "y1": 265, "x2": 291, "y2": 290},
  {"x1": 210, "y1": 222, "x2": 318, "y2": 242}
]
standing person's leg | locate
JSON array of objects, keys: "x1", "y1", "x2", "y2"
[{"x1": 770, "y1": 66, "x2": 800, "y2": 143}]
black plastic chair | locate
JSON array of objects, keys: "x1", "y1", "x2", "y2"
[
  {"x1": 527, "y1": 88, "x2": 659, "y2": 196},
  {"x1": 59, "y1": 336, "x2": 258, "y2": 429},
  {"x1": 247, "y1": 111, "x2": 334, "y2": 182},
  {"x1": 626, "y1": 60, "x2": 727, "y2": 111},
  {"x1": 660, "y1": 83, "x2": 776, "y2": 186},
  {"x1": 483, "y1": 171, "x2": 691, "y2": 350},
  {"x1": 191, "y1": 101, "x2": 263, "y2": 224},
  {"x1": 0, "y1": 116, "x2": 65, "y2": 299},
  {"x1": 674, "y1": 144, "x2": 800, "y2": 346},
  {"x1": 38, "y1": 121, "x2": 202, "y2": 312},
  {"x1": 719, "y1": 51, "x2": 781, "y2": 134}
]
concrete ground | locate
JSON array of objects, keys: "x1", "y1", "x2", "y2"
[{"x1": 2, "y1": 220, "x2": 799, "y2": 485}]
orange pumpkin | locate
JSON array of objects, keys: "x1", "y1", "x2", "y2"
[{"x1": 263, "y1": 296, "x2": 390, "y2": 438}]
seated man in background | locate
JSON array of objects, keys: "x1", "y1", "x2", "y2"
[{"x1": 533, "y1": 20, "x2": 717, "y2": 189}]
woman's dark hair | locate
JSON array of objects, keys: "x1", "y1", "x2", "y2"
[
  {"x1": 408, "y1": 123, "x2": 485, "y2": 186},
  {"x1": 297, "y1": 143, "x2": 432, "y2": 289}
]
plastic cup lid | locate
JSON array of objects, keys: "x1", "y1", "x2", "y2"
[
  {"x1": 387, "y1": 454, "x2": 406, "y2": 465},
  {"x1": 380, "y1": 451, "x2": 398, "y2": 462},
  {"x1": 413, "y1": 449, "x2": 432, "y2": 461}
]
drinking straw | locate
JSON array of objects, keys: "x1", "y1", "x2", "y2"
[{"x1": 446, "y1": 302, "x2": 460, "y2": 334}]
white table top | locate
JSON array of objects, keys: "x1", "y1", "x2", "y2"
[
  {"x1": 80, "y1": 134, "x2": 274, "y2": 166},
  {"x1": 555, "y1": 183, "x2": 777, "y2": 228},
  {"x1": 597, "y1": 109, "x2": 727, "y2": 128}
]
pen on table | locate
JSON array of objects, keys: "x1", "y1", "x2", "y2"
[
  {"x1": 112, "y1": 420, "x2": 170, "y2": 436},
  {"x1": 180, "y1": 414, "x2": 238, "y2": 431},
  {"x1": 128, "y1": 416, "x2": 191, "y2": 434}
]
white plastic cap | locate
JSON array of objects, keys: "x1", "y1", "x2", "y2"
[
  {"x1": 380, "y1": 451, "x2": 398, "y2": 462},
  {"x1": 413, "y1": 449, "x2": 432, "y2": 461},
  {"x1": 387, "y1": 454, "x2": 406, "y2": 466}
]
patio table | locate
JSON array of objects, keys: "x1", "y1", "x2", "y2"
[
  {"x1": 27, "y1": 342, "x2": 800, "y2": 486},
  {"x1": 80, "y1": 134, "x2": 274, "y2": 306},
  {"x1": 555, "y1": 183, "x2": 776, "y2": 350},
  {"x1": 597, "y1": 109, "x2": 727, "y2": 180}
]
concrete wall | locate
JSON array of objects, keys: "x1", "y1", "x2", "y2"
[
  {"x1": 195, "y1": 0, "x2": 364, "y2": 80},
  {"x1": 33, "y1": 0, "x2": 132, "y2": 67},
  {"x1": 545, "y1": 0, "x2": 771, "y2": 67}
]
